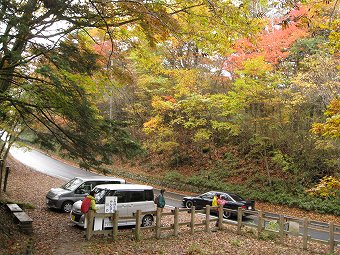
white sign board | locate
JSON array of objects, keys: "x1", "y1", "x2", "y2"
[{"x1": 105, "y1": 196, "x2": 117, "y2": 213}]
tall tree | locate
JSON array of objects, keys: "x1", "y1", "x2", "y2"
[{"x1": 0, "y1": 0, "x2": 259, "y2": 168}]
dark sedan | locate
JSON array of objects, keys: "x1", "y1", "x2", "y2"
[{"x1": 182, "y1": 191, "x2": 255, "y2": 218}]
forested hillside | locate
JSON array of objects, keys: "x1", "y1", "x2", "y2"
[{"x1": 0, "y1": 0, "x2": 339, "y2": 214}]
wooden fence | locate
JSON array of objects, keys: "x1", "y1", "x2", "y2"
[{"x1": 85, "y1": 205, "x2": 340, "y2": 253}]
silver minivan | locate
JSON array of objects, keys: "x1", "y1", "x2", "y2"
[
  {"x1": 70, "y1": 184, "x2": 155, "y2": 228},
  {"x1": 46, "y1": 176, "x2": 126, "y2": 212}
]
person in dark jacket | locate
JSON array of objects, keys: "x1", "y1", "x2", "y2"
[{"x1": 157, "y1": 189, "x2": 166, "y2": 209}]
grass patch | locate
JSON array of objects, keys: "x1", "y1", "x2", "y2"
[
  {"x1": 186, "y1": 243, "x2": 205, "y2": 255},
  {"x1": 230, "y1": 238, "x2": 241, "y2": 247}
]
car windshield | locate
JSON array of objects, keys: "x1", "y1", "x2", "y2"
[
  {"x1": 200, "y1": 192, "x2": 214, "y2": 199},
  {"x1": 61, "y1": 178, "x2": 83, "y2": 191},
  {"x1": 229, "y1": 193, "x2": 244, "y2": 201}
]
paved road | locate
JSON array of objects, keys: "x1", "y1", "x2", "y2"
[
  {"x1": 9, "y1": 146, "x2": 339, "y2": 245},
  {"x1": 10, "y1": 146, "x2": 98, "y2": 180},
  {"x1": 9, "y1": 146, "x2": 182, "y2": 205}
]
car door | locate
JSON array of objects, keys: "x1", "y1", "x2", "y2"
[
  {"x1": 111, "y1": 190, "x2": 129, "y2": 226},
  {"x1": 73, "y1": 181, "x2": 96, "y2": 203},
  {"x1": 125, "y1": 190, "x2": 145, "y2": 225},
  {"x1": 98, "y1": 190, "x2": 129, "y2": 228}
]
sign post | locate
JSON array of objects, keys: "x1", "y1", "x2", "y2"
[{"x1": 103, "y1": 196, "x2": 117, "y2": 229}]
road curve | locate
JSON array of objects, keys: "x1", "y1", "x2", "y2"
[
  {"x1": 9, "y1": 146, "x2": 98, "y2": 181},
  {"x1": 9, "y1": 146, "x2": 182, "y2": 207}
]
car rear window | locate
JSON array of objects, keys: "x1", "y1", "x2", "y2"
[{"x1": 229, "y1": 194, "x2": 244, "y2": 201}]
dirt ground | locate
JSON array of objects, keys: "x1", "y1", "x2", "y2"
[{"x1": 0, "y1": 157, "x2": 339, "y2": 255}]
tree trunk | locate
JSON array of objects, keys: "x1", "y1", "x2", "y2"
[
  {"x1": 264, "y1": 149, "x2": 272, "y2": 186},
  {"x1": 0, "y1": 0, "x2": 37, "y2": 93}
]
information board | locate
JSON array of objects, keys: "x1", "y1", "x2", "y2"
[{"x1": 104, "y1": 196, "x2": 117, "y2": 213}]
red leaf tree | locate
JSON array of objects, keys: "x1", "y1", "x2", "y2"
[{"x1": 224, "y1": 6, "x2": 309, "y2": 74}]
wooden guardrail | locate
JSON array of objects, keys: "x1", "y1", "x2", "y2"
[{"x1": 85, "y1": 205, "x2": 339, "y2": 253}]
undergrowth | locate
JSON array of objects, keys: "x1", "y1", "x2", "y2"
[{"x1": 105, "y1": 167, "x2": 340, "y2": 216}]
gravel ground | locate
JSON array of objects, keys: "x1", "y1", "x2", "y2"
[{"x1": 0, "y1": 157, "x2": 339, "y2": 255}]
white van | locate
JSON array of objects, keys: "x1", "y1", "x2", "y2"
[
  {"x1": 70, "y1": 184, "x2": 155, "y2": 228},
  {"x1": 46, "y1": 176, "x2": 126, "y2": 212}
]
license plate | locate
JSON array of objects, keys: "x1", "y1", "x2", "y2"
[
  {"x1": 46, "y1": 198, "x2": 49, "y2": 204},
  {"x1": 71, "y1": 214, "x2": 75, "y2": 221}
]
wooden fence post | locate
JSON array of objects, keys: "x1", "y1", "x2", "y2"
[
  {"x1": 218, "y1": 204, "x2": 223, "y2": 230},
  {"x1": 135, "y1": 210, "x2": 141, "y2": 241},
  {"x1": 156, "y1": 207, "x2": 161, "y2": 239},
  {"x1": 0, "y1": 159, "x2": 3, "y2": 194},
  {"x1": 237, "y1": 207, "x2": 243, "y2": 234},
  {"x1": 174, "y1": 207, "x2": 179, "y2": 237},
  {"x1": 257, "y1": 210, "x2": 264, "y2": 238},
  {"x1": 3, "y1": 166, "x2": 10, "y2": 192},
  {"x1": 190, "y1": 206, "x2": 195, "y2": 234},
  {"x1": 279, "y1": 215, "x2": 285, "y2": 244},
  {"x1": 329, "y1": 221, "x2": 334, "y2": 253},
  {"x1": 303, "y1": 217, "x2": 308, "y2": 250},
  {"x1": 205, "y1": 205, "x2": 210, "y2": 232},
  {"x1": 86, "y1": 210, "x2": 94, "y2": 241},
  {"x1": 112, "y1": 211, "x2": 119, "y2": 241}
]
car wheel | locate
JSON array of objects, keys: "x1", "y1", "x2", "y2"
[
  {"x1": 223, "y1": 210, "x2": 232, "y2": 219},
  {"x1": 141, "y1": 215, "x2": 153, "y2": 227},
  {"x1": 185, "y1": 200, "x2": 193, "y2": 208},
  {"x1": 61, "y1": 201, "x2": 73, "y2": 213}
]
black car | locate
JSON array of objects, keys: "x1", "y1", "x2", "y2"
[{"x1": 182, "y1": 191, "x2": 255, "y2": 218}]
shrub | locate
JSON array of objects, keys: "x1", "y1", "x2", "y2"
[
  {"x1": 306, "y1": 176, "x2": 340, "y2": 198},
  {"x1": 265, "y1": 220, "x2": 279, "y2": 232},
  {"x1": 258, "y1": 231, "x2": 277, "y2": 241},
  {"x1": 186, "y1": 175, "x2": 207, "y2": 186},
  {"x1": 164, "y1": 171, "x2": 184, "y2": 182},
  {"x1": 209, "y1": 164, "x2": 232, "y2": 179}
]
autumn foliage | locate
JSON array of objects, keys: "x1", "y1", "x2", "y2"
[
  {"x1": 311, "y1": 99, "x2": 340, "y2": 138},
  {"x1": 307, "y1": 176, "x2": 340, "y2": 198},
  {"x1": 224, "y1": 6, "x2": 309, "y2": 73}
]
